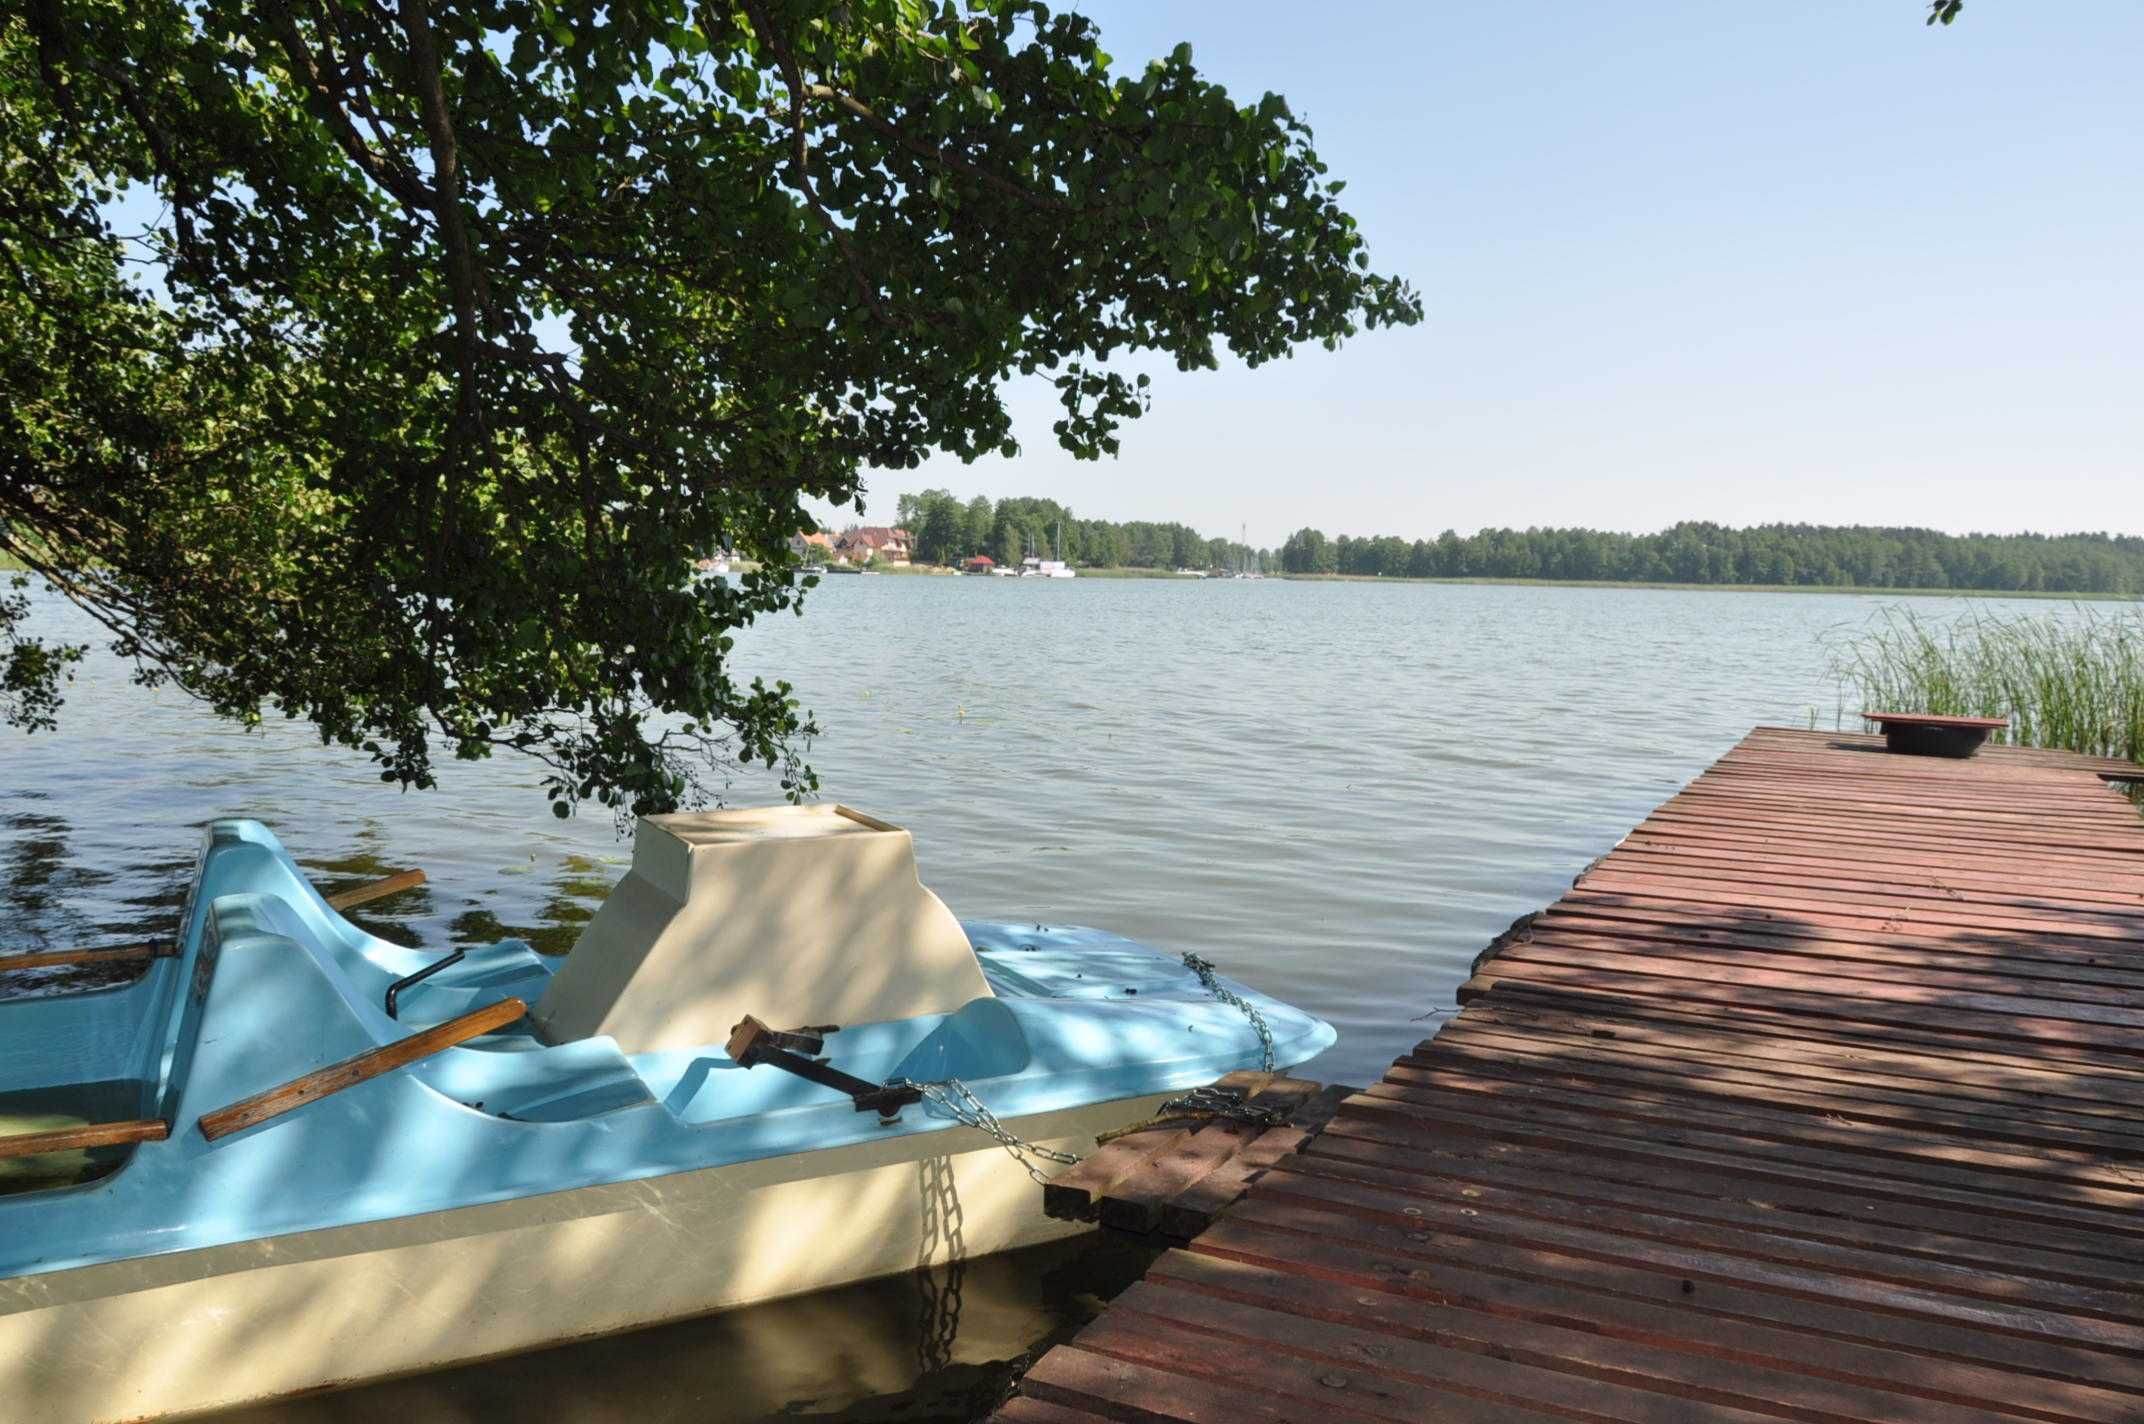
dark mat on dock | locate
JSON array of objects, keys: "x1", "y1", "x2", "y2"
[{"x1": 994, "y1": 726, "x2": 2144, "y2": 1423}]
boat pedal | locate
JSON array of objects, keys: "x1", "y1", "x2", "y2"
[{"x1": 726, "y1": 1015, "x2": 919, "y2": 1120}]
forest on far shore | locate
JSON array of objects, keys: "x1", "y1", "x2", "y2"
[
  {"x1": 891, "y1": 489, "x2": 2144, "y2": 593},
  {"x1": 1275, "y1": 522, "x2": 2144, "y2": 592}
]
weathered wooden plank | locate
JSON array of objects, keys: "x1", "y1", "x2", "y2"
[
  {"x1": 1138, "y1": 1252, "x2": 2098, "y2": 1424},
  {"x1": 1460, "y1": 967, "x2": 2144, "y2": 1054},
  {"x1": 1406, "y1": 1035, "x2": 2144, "y2": 1158},
  {"x1": 1328, "y1": 1087, "x2": 2144, "y2": 1240},
  {"x1": 1094, "y1": 1077, "x2": 1324, "y2": 1235},
  {"x1": 1301, "y1": 1120, "x2": 2144, "y2": 1279},
  {"x1": 1570, "y1": 871, "x2": 2144, "y2": 943},
  {"x1": 1072, "y1": 1306, "x2": 1608, "y2": 1424},
  {"x1": 989, "y1": 727, "x2": 2144, "y2": 1424},
  {"x1": 989, "y1": 1396, "x2": 1116, "y2": 1424},
  {"x1": 196, "y1": 997, "x2": 526, "y2": 1141},
  {"x1": 0, "y1": 1119, "x2": 169, "y2": 1160},
  {"x1": 1591, "y1": 849, "x2": 2144, "y2": 920},
  {"x1": 1459, "y1": 980, "x2": 2144, "y2": 1086},
  {"x1": 1014, "y1": 1343, "x2": 1338, "y2": 1424},
  {"x1": 1229, "y1": 1178, "x2": 2144, "y2": 1356},
  {"x1": 1258, "y1": 1155, "x2": 2144, "y2": 1326},
  {"x1": 1502, "y1": 936, "x2": 2144, "y2": 1012},
  {"x1": 1452, "y1": 999, "x2": 2144, "y2": 1104},
  {"x1": 1531, "y1": 906, "x2": 2144, "y2": 982},
  {"x1": 1358, "y1": 1075, "x2": 2144, "y2": 1202},
  {"x1": 1428, "y1": 1020, "x2": 2144, "y2": 1138},
  {"x1": 1155, "y1": 1083, "x2": 1353, "y2": 1240},
  {"x1": 1186, "y1": 1222, "x2": 2144, "y2": 1405},
  {"x1": 1514, "y1": 929, "x2": 2144, "y2": 1008},
  {"x1": 1040, "y1": 1069, "x2": 1273, "y2": 1221}
]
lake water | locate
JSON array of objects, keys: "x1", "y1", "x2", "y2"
[{"x1": 0, "y1": 577, "x2": 2091, "y2": 1419}]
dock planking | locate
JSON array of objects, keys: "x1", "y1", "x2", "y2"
[{"x1": 994, "y1": 726, "x2": 2144, "y2": 1423}]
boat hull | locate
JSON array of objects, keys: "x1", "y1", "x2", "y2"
[{"x1": 0, "y1": 1092, "x2": 1161, "y2": 1424}]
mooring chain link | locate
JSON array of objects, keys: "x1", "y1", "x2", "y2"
[
  {"x1": 1181, "y1": 952, "x2": 1277, "y2": 1072},
  {"x1": 887, "y1": 1076, "x2": 1082, "y2": 1184},
  {"x1": 1157, "y1": 1083, "x2": 1288, "y2": 1128}
]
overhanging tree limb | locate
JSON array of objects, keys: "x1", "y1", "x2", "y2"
[{"x1": 1, "y1": 0, "x2": 1420, "y2": 818}]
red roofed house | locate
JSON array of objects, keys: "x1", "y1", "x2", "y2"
[{"x1": 834, "y1": 526, "x2": 913, "y2": 565}]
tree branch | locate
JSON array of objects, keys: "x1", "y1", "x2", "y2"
[
  {"x1": 268, "y1": 7, "x2": 438, "y2": 214},
  {"x1": 801, "y1": 83, "x2": 1088, "y2": 214},
  {"x1": 396, "y1": 0, "x2": 488, "y2": 432},
  {"x1": 738, "y1": 0, "x2": 892, "y2": 325}
]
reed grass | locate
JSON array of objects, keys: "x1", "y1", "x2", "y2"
[{"x1": 1832, "y1": 606, "x2": 2144, "y2": 764}]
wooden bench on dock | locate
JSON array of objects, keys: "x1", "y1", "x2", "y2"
[{"x1": 993, "y1": 725, "x2": 2144, "y2": 1424}]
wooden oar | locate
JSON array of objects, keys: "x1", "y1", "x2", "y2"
[
  {"x1": 197, "y1": 997, "x2": 526, "y2": 1141},
  {"x1": 3, "y1": 868, "x2": 426, "y2": 972},
  {"x1": 0, "y1": 1119, "x2": 170, "y2": 1160},
  {"x1": 0, "y1": 941, "x2": 173, "y2": 975},
  {"x1": 323, "y1": 868, "x2": 427, "y2": 912}
]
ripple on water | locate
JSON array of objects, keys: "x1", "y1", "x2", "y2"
[
  {"x1": 6, "y1": 581, "x2": 2090, "y2": 1080},
  {"x1": 0, "y1": 579, "x2": 2097, "y2": 1415}
]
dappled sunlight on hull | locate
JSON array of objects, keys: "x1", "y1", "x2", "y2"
[{"x1": 1, "y1": 1093, "x2": 1164, "y2": 1424}]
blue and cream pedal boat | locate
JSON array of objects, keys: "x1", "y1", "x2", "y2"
[{"x1": 0, "y1": 806, "x2": 1331, "y2": 1423}]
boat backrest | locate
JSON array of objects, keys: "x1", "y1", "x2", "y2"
[{"x1": 533, "y1": 805, "x2": 994, "y2": 1053}]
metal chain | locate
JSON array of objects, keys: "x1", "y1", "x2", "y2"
[
  {"x1": 888, "y1": 1077, "x2": 1082, "y2": 1184},
  {"x1": 1158, "y1": 1083, "x2": 1288, "y2": 1128},
  {"x1": 883, "y1": 954, "x2": 1273, "y2": 1180},
  {"x1": 1181, "y1": 952, "x2": 1276, "y2": 1072}
]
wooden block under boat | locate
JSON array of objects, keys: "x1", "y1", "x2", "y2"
[{"x1": 1047, "y1": 1075, "x2": 1350, "y2": 1240}]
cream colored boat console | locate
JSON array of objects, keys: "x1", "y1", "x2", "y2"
[{"x1": 532, "y1": 805, "x2": 992, "y2": 1052}]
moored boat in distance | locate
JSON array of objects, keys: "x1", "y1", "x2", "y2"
[
  {"x1": 1018, "y1": 520, "x2": 1079, "y2": 577},
  {"x1": 0, "y1": 808, "x2": 1330, "y2": 1423}
]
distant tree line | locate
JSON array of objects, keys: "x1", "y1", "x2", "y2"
[
  {"x1": 887, "y1": 493, "x2": 2144, "y2": 593},
  {"x1": 1277, "y1": 522, "x2": 2144, "y2": 593},
  {"x1": 893, "y1": 490, "x2": 1269, "y2": 571}
]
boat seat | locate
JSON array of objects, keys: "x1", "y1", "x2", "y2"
[
  {"x1": 885, "y1": 998, "x2": 1031, "y2": 1085},
  {"x1": 421, "y1": 1030, "x2": 656, "y2": 1122},
  {"x1": 208, "y1": 895, "x2": 651, "y2": 1124}
]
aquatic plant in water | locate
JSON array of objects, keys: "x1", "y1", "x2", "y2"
[{"x1": 1832, "y1": 606, "x2": 2144, "y2": 764}]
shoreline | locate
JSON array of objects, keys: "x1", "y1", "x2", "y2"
[
  {"x1": 869, "y1": 563, "x2": 2143, "y2": 599},
  {"x1": 1271, "y1": 573, "x2": 2144, "y2": 600},
  {"x1": 14, "y1": 552, "x2": 2138, "y2": 601}
]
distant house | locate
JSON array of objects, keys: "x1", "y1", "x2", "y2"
[
  {"x1": 961, "y1": 555, "x2": 996, "y2": 574},
  {"x1": 788, "y1": 530, "x2": 836, "y2": 560},
  {"x1": 834, "y1": 526, "x2": 913, "y2": 565}
]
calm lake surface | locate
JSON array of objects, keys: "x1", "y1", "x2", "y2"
[{"x1": 0, "y1": 577, "x2": 2098, "y2": 1419}]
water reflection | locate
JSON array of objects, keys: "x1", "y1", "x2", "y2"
[
  {"x1": 914, "y1": 1154, "x2": 969, "y2": 1376},
  {"x1": 205, "y1": 1232, "x2": 1161, "y2": 1424}
]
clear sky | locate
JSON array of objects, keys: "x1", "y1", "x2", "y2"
[{"x1": 863, "y1": 2, "x2": 2143, "y2": 546}]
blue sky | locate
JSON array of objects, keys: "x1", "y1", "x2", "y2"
[{"x1": 870, "y1": 2, "x2": 2143, "y2": 545}]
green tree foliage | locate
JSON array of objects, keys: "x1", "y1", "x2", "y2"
[
  {"x1": 0, "y1": 1, "x2": 1417, "y2": 816},
  {"x1": 895, "y1": 488, "x2": 1269, "y2": 571},
  {"x1": 890, "y1": 494, "x2": 2144, "y2": 593},
  {"x1": 1279, "y1": 527, "x2": 1330, "y2": 574},
  {"x1": 1273, "y1": 521, "x2": 2144, "y2": 593}
]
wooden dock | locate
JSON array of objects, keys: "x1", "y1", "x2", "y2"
[{"x1": 994, "y1": 727, "x2": 2144, "y2": 1424}]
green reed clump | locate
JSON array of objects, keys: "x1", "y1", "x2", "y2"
[{"x1": 1832, "y1": 606, "x2": 2144, "y2": 764}]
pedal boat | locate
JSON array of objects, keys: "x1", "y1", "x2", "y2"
[{"x1": 0, "y1": 806, "x2": 1332, "y2": 1423}]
